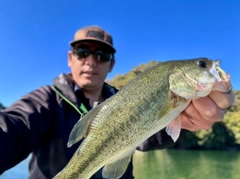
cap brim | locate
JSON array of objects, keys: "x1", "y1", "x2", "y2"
[{"x1": 69, "y1": 39, "x2": 116, "y2": 53}]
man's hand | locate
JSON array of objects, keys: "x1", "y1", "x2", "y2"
[{"x1": 180, "y1": 90, "x2": 235, "y2": 131}]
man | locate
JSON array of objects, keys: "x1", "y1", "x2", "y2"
[{"x1": 0, "y1": 25, "x2": 235, "y2": 179}]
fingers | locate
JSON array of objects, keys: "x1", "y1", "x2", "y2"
[
  {"x1": 208, "y1": 90, "x2": 235, "y2": 110},
  {"x1": 180, "y1": 76, "x2": 235, "y2": 132},
  {"x1": 180, "y1": 102, "x2": 215, "y2": 131},
  {"x1": 191, "y1": 96, "x2": 224, "y2": 122}
]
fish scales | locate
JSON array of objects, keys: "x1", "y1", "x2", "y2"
[{"x1": 53, "y1": 58, "x2": 230, "y2": 179}]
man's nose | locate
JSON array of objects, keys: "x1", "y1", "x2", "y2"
[{"x1": 85, "y1": 54, "x2": 97, "y2": 66}]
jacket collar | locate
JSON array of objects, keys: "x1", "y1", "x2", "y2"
[
  {"x1": 53, "y1": 73, "x2": 118, "y2": 107},
  {"x1": 53, "y1": 73, "x2": 79, "y2": 106}
]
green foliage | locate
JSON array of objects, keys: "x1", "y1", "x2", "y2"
[
  {"x1": 171, "y1": 131, "x2": 200, "y2": 149},
  {"x1": 195, "y1": 122, "x2": 236, "y2": 150},
  {"x1": 108, "y1": 60, "x2": 240, "y2": 150},
  {"x1": 108, "y1": 60, "x2": 159, "y2": 89},
  {"x1": 222, "y1": 91, "x2": 240, "y2": 144}
]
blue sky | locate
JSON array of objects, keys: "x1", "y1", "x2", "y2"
[{"x1": 0, "y1": 0, "x2": 239, "y2": 107}]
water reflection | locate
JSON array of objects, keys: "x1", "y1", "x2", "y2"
[{"x1": 133, "y1": 149, "x2": 240, "y2": 179}]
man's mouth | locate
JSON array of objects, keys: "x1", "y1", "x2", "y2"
[{"x1": 81, "y1": 71, "x2": 97, "y2": 76}]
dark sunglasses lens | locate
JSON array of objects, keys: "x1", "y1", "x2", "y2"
[
  {"x1": 94, "y1": 51, "x2": 112, "y2": 62},
  {"x1": 75, "y1": 48, "x2": 91, "y2": 58},
  {"x1": 74, "y1": 47, "x2": 113, "y2": 62}
]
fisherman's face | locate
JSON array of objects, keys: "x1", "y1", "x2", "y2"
[{"x1": 68, "y1": 41, "x2": 115, "y2": 90}]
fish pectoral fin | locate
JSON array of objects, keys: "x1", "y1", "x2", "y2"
[
  {"x1": 166, "y1": 116, "x2": 181, "y2": 142},
  {"x1": 157, "y1": 95, "x2": 179, "y2": 119},
  {"x1": 102, "y1": 150, "x2": 134, "y2": 179},
  {"x1": 67, "y1": 103, "x2": 103, "y2": 147}
]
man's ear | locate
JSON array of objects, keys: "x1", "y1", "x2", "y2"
[{"x1": 109, "y1": 59, "x2": 115, "y2": 72}]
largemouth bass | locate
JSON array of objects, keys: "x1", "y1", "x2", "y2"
[{"x1": 53, "y1": 57, "x2": 231, "y2": 179}]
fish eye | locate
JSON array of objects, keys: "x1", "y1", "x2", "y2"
[{"x1": 197, "y1": 60, "x2": 207, "y2": 68}]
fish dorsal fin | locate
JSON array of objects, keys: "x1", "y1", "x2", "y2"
[
  {"x1": 102, "y1": 149, "x2": 135, "y2": 179},
  {"x1": 67, "y1": 103, "x2": 103, "y2": 147}
]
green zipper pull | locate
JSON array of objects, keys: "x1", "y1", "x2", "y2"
[
  {"x1": 51, "y1": 85, "x2": 88, "y2": 116},
  {"x1": 79, "y1": 103, "x2": 88, "y2": 115}
]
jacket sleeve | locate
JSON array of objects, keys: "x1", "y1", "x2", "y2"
[
  {"x1": 137, "y1": 129, "x2": 188, "y2": 151},
  {"x1": 0, "y1": 86, "x2": 56, "y2": 174}
]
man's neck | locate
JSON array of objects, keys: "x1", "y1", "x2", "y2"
[{"x1": 82, "y1": 87, "x2": 104, "y2": 107}]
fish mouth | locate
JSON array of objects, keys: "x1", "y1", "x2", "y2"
[
  {"x1": 183, "y1": 60, "x2": 223, "y2": 93},
  {"x1": 183, "y1": 70, "x2": 214, "y2": 91},
  {"x1": 196, "y1": 60, "x2": 231, "y2": 92},
  {"x1": 210, "y1": 60, "x2": 230, "y2": 82},
  {"x1": 209, "y1": 60, "x2": 222, "y2": 82},
  {"x1": 210, "y1": 60, "x2": 232, "y2": 92}
]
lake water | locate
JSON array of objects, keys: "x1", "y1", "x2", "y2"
[
  {"x1": 133, "y1": 150, "x2": 240, "y2": 179},
  {"x1": 0, "y1": 150, "x2": 239, "y2": 179}
]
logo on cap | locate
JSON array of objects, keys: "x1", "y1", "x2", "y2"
[{"x1": 86, "y1": 30, "x2": 104, "y2": 40}]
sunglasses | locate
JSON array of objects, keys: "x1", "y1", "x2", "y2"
[{"x1": 72, "y1": 47, "x2": 114, "y2": 62}]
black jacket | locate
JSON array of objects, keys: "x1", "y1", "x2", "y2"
[{"x1": 0, "y1": 73, "x2": 175, "y2": 179}]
